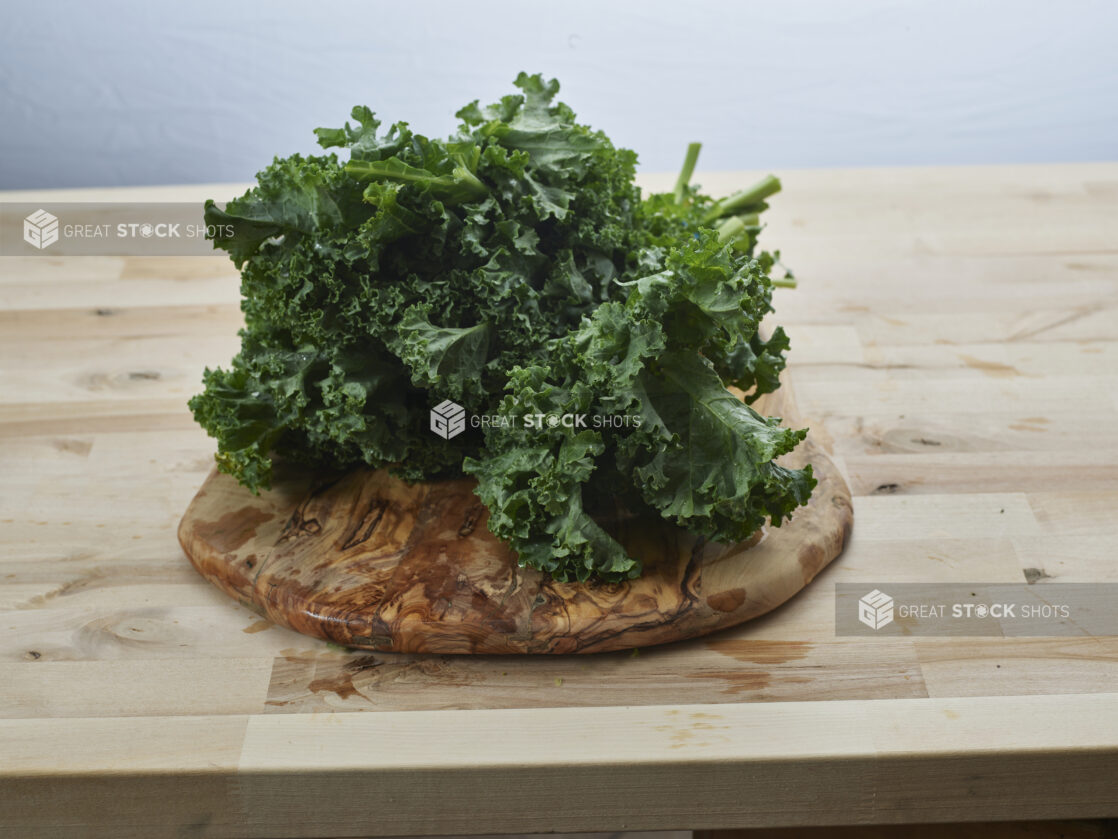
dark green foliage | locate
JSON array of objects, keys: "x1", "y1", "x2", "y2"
[{"x1": 190, "y1": 72, "x2": 814, "y2": 582}]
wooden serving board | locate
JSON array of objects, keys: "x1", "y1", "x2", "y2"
[{"x1": 178, "y1": 380, "x2": 852, "y2": 654}]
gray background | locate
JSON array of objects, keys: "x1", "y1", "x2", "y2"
[{"x1": 2, "y1": 0, "x2": 1115, "y2": 189}]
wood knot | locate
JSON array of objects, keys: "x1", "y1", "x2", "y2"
[
  {"x1": 457, "y1": 504, "x2": 485, "y2": 538},
  {"x1": 706, "y1": 588, "x2": 746, "y2": 613}
]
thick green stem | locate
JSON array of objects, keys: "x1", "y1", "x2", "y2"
[
  {"x1": 703, "y1": 174, "x2": 782, "y2": 223},
  {"x1": 673, "y1": 142, "x2": 702, "y2": 204},
  {"x1": 716, "y1": 216, "x2": 746, "y2": 244}
]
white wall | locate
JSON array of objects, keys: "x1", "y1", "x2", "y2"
[{"x1": 1, "y1": 0, "x2": 1115, "y2": 189}]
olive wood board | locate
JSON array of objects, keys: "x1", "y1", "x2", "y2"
[{"x1": 178, "y1": 380, "x2": 853, "y2": 654}]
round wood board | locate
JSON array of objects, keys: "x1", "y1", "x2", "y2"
[{"x1": 178, "y1": 380, "x2": 852, "y2": 654}]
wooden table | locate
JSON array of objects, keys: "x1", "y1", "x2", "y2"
[{"x1": 1, "y1": 165, "x2": 1116, "y2": 838}]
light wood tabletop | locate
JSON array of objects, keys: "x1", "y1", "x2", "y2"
[{"x1": 1, "y1": 164, "x2": 1116, "y2": 838}]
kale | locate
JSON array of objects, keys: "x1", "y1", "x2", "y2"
[{"x1": 189, "y1": 72, "x2": 815, "y2": 582}]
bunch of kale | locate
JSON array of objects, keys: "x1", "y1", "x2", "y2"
[{"x1": 190, "y1": 73, "x2": 815, "y2": 582}]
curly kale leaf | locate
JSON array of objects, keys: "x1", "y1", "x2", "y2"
[
  {"x1": 191, "y1": 73, "x2": 813, "y2": 582},
  {"x1": 462, "y1": 233, "x2": 814, "y2": 580}
]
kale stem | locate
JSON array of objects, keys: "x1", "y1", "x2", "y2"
[
  {"x1": 771, "y1": 275, "x2": 797, "y2": 288},
  {"x1": 703, "y1": 174, "x2": 782, "y2": 223},
  {"x1": 716, "y1": 216, "x2": 746, "y2": 244},
  {"x1": 673, "y1": 142, "x2": 702, "y2": 204},
  {"x1": 452, "y1": 166, "x2": 488, "y2": 199}
]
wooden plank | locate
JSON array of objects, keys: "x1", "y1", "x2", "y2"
[
  {"x1": 0, "y1": 603, "x2": 317, "y2": 663},
  {"x1": 1026, "y1": 491, "x2": 1118, "y2": 535},
  {"x1": 848, "y1": 310, "x2": 1118, "y2": 348},
  {"x1": 0, "y1": 658, "x2": 272, "y2": 718},
  {"x1": 775, "y1": 264, "x2": 1118, "y2": 347},
  {"x1": 126, "y1": 698, "x2": 1118, "y2": 836},
  {"x1": 0, "y1": 303, "x2": 242, "y2": 342},
  {"x1": 0, "y1": 270, "x2": 239, "y2": 311},
  {"x1": 696, "y1": 820, "x2": 1115, "y2": 838},
  {"x1": 815, "y1": 411, "x2": 1118, "y2": 456},
  {"x1": 2, "y1": 164, "x2": 1118, "y2": 833},
  {"x1": 0, "y1": 334, "x2": 239, "y2": 406},
  {"x1": 0, "y1": 399, "x2": 200, "y2": 438},
  {"x1": 915, "y1": 637, "x2": 1118, "y2": 699},
  {"x1": 842, "y1": 451, "x2": 1118, "y2": 496},
  {"x1": 0, "y1": 556, "x2": 219, "y2": 608},
  {"x1": 1011, "y1": 533, "x2": 1118, "y2": 583},
  {"x1": 259, "y1": 637, "x2": 926, "y2": 713},
  {"x1": 14, "y1": 694, "x2": 1107, "y2": 837},
  {"x1": 850, "y1": 493, "x2": 1040, "y2": 541},
  {"x1": 795, "y1": 376, "x2": 1117, "y2": 417},
  {"x1": 788, "y1": 340, "x2": 1118, "y2": 383},
  {"x1": 0, "y1": 715, "x2": 249, "y2": 839}
]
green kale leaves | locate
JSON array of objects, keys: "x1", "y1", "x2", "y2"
[{"x1": 189, "y1": 72, "x2": 815, "y2": 582}]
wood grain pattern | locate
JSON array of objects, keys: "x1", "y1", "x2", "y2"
[
  {"x1": 177, "y1": 382, "x2": 853, "y2": 653},
  {"x1": 696, "y1": 820, "x2": 1117, "y2": 838},
  {"x1": 4, "y1": 164, "x2": 1118, "y2": 837},
  {"x1": 7, "y1": 694, "x2": 1116, "y2": 838}
]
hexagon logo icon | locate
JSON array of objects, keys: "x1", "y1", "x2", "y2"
[
  {"x1": 24, "y1": 209, "x2": 59, "y2": 250},
  {"x1": 430, "y1": 399, "x2": 466, "y2": 440},
  {"x1": 858, "y1": 589, "x2": 894, "y2": 630}
]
